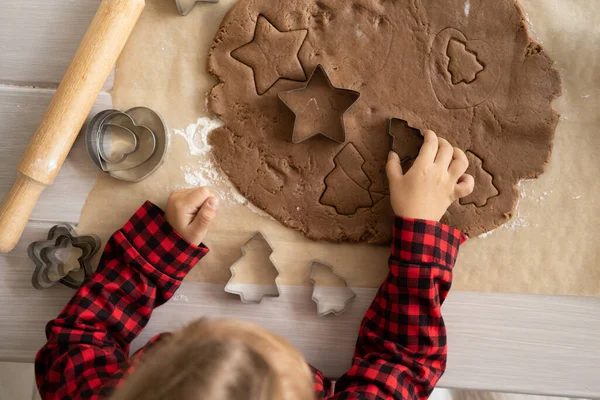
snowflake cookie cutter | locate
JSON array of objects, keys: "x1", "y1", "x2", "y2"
[
  {"x1": 175, "y1": 0, "x2": 219, "y2": 16},
  {"x1": 28, "y1": 225, "x2": 101, "y2": 290},
  {"x1": 224, "y1": 232, "x2": 281, "y2": 304},
  {"x1": 309, "y1": 261, "x2": 356, "y2": 317}
]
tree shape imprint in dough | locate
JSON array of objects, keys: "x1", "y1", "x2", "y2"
[
  {"x1": 320, "y1": 143, "x2": 373, "y2": 215},
  {"x1": 429, "y1": 27, "x2": 501, "y2": 110},
  {"x1": 231, "y1": 15, "x2": 308, "y2": 95},
  {"x1": 460, "y1": 151, "x2": 499, "y2": 207},
  {"x1": 447, "y1": 39, "x2": 485, "y2": 85},
  {"x1": 279, "y1": 65, "x2": 361, "y2": 144}
]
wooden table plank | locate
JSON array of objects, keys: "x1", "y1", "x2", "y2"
[
  {"x1": 0, "y1": 86, "x2": 111, "y2": 224},
  {"x1": 0, "y1": 0, "x2": 113, "y2": 88}
]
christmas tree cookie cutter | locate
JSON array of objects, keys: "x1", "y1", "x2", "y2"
[
  {"x1": 28, "y1": 224, "x2": 101, "y2": 290},
  {"x1": 309, "y1": 261, "x2": 356, "y2": 317},
  {"x1": 387, "y1": 117, "x2": 424, "y2": 172},
  {"x1": 175, "y1": 0, "x2": 219, "y2": 16},
  {"x1": 224, "y1": 232, "x2": 281, "y2": 304},
  {"x1": 85, "y1": 107, "x2": 169, "y2": 182}
]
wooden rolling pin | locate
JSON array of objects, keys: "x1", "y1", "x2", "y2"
[{"x1": 0, "y1": 0, "x2": 146, "y2": 253}]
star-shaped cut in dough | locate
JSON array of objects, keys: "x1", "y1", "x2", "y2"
[
  {"x1": 232, "y1": 15, "x2": 307, "y2": 95},
  {"x1": 278, "y1": 65, "x2": 361, "y2": 144}
]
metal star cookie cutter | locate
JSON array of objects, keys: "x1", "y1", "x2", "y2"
[
  {"x1": 28, "y1": 225, "x2": 101, "y2": 290},
  {"x1": 309, "y1": 261, "x2": 356, "y2": 317},
  {"x1": 279, "y1": 64, "x2": 361, "y2": 144},
  {"x1": 224, "y1": 232, "x2": 281, "y2": 304},
  {"x1": 175, "y1": 0, "x2": 219, "y2": 16},
  {"x1": 85, "y1": 107, "x2": 169, "y2": 182}
]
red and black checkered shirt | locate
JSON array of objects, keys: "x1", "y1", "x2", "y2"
[{"x1": 35, "y1": 202, "x2": 464, "y2": 399}]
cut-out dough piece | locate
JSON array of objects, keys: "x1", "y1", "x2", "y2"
[
  {"x1": 309, "y1": 261, "x2": 356, "y2": 316},
  {"x1": 320, "y1": 143, "x2": 372, "y2": 215},
  {"x1": 279, "y1": 65, "x2": 360, "y2": 144},
  {"x1": 224, "y1": 232, "x2": 280, "y2": 303},
  {"x1": 232, "y1": 15, "x2": 307, "y2": 95},
  {"x1": 447, "y1": 39, "x2": 484, "y2": 84},
  {"x1": 460, "y1": 151, "x2": 499, "y2": 207}
]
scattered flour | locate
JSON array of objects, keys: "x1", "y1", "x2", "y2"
[
  {"x1": 172, "y1": 293, "x2": 189, "y2": 302},
  {"x1": 464, "y1": 0, "x2": 471, "y2": 17},
  {"x1": 500, "y1": 179, "x2": 553, "y2": 232},
  {"x1": 478, "y1": 230, "x2": 495, "y2": 239},
  {"x1": 173, "y1": 117, "x2": 273, "y2": 218},
  {"x1": 173, "y1": 117, "x2": 223, "y2": 156}
]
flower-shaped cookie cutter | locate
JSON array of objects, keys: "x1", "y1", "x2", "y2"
[
  {"x1": 175, "y1": 0, "x2": 219, "y2": 16},
  {"x1": 28, "y1": 224, "x2": 101, "y2": 290},
  {"x1": 85, "y1": 107, "x2": 169, "y2": 182}
]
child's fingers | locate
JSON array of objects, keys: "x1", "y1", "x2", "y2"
[
  {"x1": 434, "y1": 138, "x2": 453, "y2": 168},
  {"x1": 454, "y1": 174, "x2": 475, "y2": 199},
  {"x1": 386, "y1": 151, "x2": 404, "y2": 181},
  {"x1": 449, "y1": 147, "x2": 469, "y2": 178},
  {"x1": 189, "y1": 197, "x2": 219, "y2": 239},
  {"x1": 182, "y1": 187, "x2": 214, "y2": 213},
  {"x1": 414, "y1": 130, "x2": 438, "y2": 166}
]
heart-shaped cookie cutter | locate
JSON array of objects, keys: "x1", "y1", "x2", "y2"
[
  {"x1": 28, "y1": 224, "x2": 101, "y2": 290},
  {"x1": 85, "y1": 107, "x2": 169, "y2": 182}
]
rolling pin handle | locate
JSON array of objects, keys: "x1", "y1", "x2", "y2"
[{"x1": 0, "y1": 174, "x2": 46, "y2": 253}]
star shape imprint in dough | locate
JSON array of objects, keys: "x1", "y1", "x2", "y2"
[
  {"x1": 278, "y1": 65, "x2": 361, "y2": 144},
  {"x1": 232, "y1": 15, "x2": 308, "y2": 95}
]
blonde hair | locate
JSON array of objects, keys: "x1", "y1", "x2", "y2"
[{"x1": 112, "y1": 319, "x2": 315, "y2": 400}]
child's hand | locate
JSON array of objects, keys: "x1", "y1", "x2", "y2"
[
  {"x1": 165, "y1": 188, "x2": 219, "y2": 245},
  {"x1": 386, "y1": 130, "x2": 474, "y2": 221}
]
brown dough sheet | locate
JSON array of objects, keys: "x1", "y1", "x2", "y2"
[
  {"x1": 77, "y1": 0, "x2": 600, "y2": 296},
  {"x1": 207, "y1": 0, "x2": 560, "y2": 243}
]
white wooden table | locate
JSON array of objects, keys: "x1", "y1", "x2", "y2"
[{"x1": 0, "y1": 1, "x2": 598, "y2": 398}]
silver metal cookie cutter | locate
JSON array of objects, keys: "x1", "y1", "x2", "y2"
[
  {"x1": 175, "y1": 0, "x2": 219, "y2": 16},
  {"x1": 309, "y1": 261, "x2": 356, "y2": 317},
  {"x1": 85, "y1": 107, "x2": 169, "y2": 182},
  {"x1": 279, "y1": 64, "x2": 361, "y2": 144},
  {"x1": 28, "y1": 225, "x2": 101, "y2": 290},
  {"x1": 224, "y1": 232, "x2": 281, "y2": 303}
]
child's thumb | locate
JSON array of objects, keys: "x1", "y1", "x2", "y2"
[
  {"x1": 190, "y1": 197, "x2": 219, "y2": 238},
  {"x1": 386, "y1": 151, "x2": 404, "y2": 181}
]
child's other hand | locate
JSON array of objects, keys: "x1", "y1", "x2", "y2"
[
  {"x1": 165, "y1": 188, "x2": 219, "y2": 245},
  {"x1": 386, "y1": 130, "x2": 474, "y2": 221}
]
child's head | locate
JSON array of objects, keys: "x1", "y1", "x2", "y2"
[{"x1": 112, "y1": 318, "x2": 315, "y2": 400}]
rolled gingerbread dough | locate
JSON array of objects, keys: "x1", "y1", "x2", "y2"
[{"x1": 207, "y1": 0, "x2": 561, "y2": 243}]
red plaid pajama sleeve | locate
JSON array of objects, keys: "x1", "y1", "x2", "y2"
[
  {"x1": 35, "y1": 202, "x2": 208, "y2": 400},
  {"x1": 35, "y1": 202, "x2": 462, "y2": 400},
  {"x1": 315, "y1": 217, "x2": 465, "y2": 400}
]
